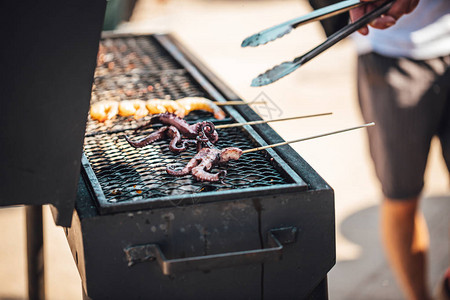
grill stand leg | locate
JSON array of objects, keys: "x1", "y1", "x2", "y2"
[{"x1": 26, "y1": 205, "x2": 45, "y2": 300}]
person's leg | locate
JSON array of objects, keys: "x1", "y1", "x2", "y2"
[
  {"x1": 381, "y1": 197, "x2": 430, "y2": 300},
  {"x1": 357, "y1": 53, "x2": 450, "y2": 299},
  {"x1": 435, "y1": 56, "x2": 450, "y2": 300}
]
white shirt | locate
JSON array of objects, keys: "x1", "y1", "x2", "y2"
[{"x1": 352, "y1": 0, "x2": 450, "y2": 59}]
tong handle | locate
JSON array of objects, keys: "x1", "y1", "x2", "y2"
[
  {"x1": 295, "y1": 0, "x2": 395, "y2": 66},
  {"x1": 291, "y1": 0, "x2": 365, "y2": 29}
]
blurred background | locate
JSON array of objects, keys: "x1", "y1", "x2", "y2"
[{"x1": 1, "y1": 0, "x2": 448, "y2": 299}]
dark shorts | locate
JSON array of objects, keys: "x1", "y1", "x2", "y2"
[{"x1": 357, "y1": 52, "x2": 450, "y2": 200}]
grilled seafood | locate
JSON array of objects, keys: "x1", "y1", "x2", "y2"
[
  {"x1": 126, "y1": 113, "x2": 218, "y2": 152},
  {"x1": 166, "y1": 147, "x2": 243, "y2": 182},
  {"x1": 118, "y1": 100, "x2": 149, "y2": 119},
  {"x1": 147, "y1": 97, "x2": 226, "y2": 119},
  {"x1": 176, "y1": 97, "x2": 226, "y2": 120},
  {"x1": 135, "y1": 113, "x2": 219, "y2": 144},
  {"x1": 89, "y1": 100, "x2": 119, "y2": 122},
  {"x1": 90, "y1": 97, "x2": 227, "y2": 122},
  {"x1": 125, "y1": 126, "x2": 194, "y2": 153},
  {"x1": 146, "y1": 99, "x2": 185, "y2": 117}
]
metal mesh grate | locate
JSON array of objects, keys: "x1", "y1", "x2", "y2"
[
  {"x1": 87, "y1": 35, "x2": 228, "y2": 135},
  {"x1": 96, "y1": 36, "x2": 182, "y2": 77},
  {"x1": 84, "y1": 127, "x2": 290, "y2": 204},
  {"x1": 83, "y1": 35, "x2": 298, "y2": 207},
  {"x1": 92, "y1": 71, "x2": 206, "y2": 103}
]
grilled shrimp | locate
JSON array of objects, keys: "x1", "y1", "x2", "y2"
[
  {"x1": 118, "y1": 100, "x2": 148, "y2": 119},
  {"x1": 89, "y1": 100, "x2": 119, "y2": 122},
  {"x1": 90, "y1": 97, "x2": 226, "y2": 122},
  {"x1": 146, "y1": 99, "x2": 186, "y2": 117},
  {"x1": 176, "y1": 97, "x2": 226, "y2": 120}
]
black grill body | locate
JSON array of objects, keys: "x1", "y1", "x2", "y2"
[
  {"x1": 71, "y1": 176, "x2": 334, "y2": 300},
  {"x1": 66, "y1": 34, "x2": 335, "y2": 299}
]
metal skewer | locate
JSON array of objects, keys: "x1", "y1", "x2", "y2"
[
  {"x1": 215, "y1": 112, "x2": 332, "y2": 129},
  {"x1": 242, "y1": 122, "x2": 374, "y2": 154}
]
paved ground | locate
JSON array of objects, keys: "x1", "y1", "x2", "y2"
[{"x1": 0, "y1": 1, "x2": 448, "y2": 299}]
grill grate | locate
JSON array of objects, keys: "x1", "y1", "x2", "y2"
[
  {"x1": 96, "y1": 36, "x2": 182, "y2": 77},
  {"x1": 83, "y1": 34, "x2": 306, "y2": 213},
  {"x1": 86, "y1": 70, "x2": 215, "y2": 134},
  {"x1": 87, "y1": 35, "x2": 228, "y2": 135},
  {"x1": 84, "y1": 127, "x2": 290, "y2": 204},
  {"x1": 92, "y1": 71, "x2": 206, "y2": 103}
]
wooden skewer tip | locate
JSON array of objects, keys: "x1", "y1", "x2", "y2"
[
  {"x1": 215, "y1": 112, "x2": 333, "y2": 129},
  {"x1": 242, "y1": 122, "x2": 375, "y2": 154},
  {"x1": 215, "y1": 100, "x2": 267, "y2": 106}
]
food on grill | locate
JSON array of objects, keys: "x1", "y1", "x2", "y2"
[
  {"x1": 145, "y1": 99, "x2": 185, "y2": 116},
  {"x1": 125, "y1": 113, "x2": 218, "y2": 152},
  {"x1": 166, "y1": 147, "x2": 243, "y2": 182},
  {"x1": 137, "y1": 113, "x2": 219, "y2": 144},
  {"x1": 89, "y1": 100, "x2": 119, "y2": 122},
  {"x1": 90, "y1": 97, "x2": 226, "y2": 122},
  {"x1": 125, "y1": 126, "x2": 195, "y2": 153},
  {"x1": 176, "y1": 97, "x2": 226, "y2": 120},
  {"x1": 146, "y1": 97, "x2": 226, "y2": 120},
  {"x1": 118, "y1": 100, "x2": 149, "y2": 119}
]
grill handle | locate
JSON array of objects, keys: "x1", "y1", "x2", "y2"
[{"x1": 124, "y1": 227, "x2": 297, "y2": 275}]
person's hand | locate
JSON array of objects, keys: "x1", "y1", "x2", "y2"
[{"x1": 350, "y1": 0, "x2": 419, "y2": 35}]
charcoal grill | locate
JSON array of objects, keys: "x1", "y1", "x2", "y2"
[{"x1": 66, "y1": 33, "x2": 335, "y2": 300}]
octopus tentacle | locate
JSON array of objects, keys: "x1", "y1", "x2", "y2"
[
  {"x1": 166, "y1": 147, "x2": 242, "y2": 182},
  {"x1": 166, "y1": 153, "x2": 201, "y2": 176},
  {"x1": 219, "y1": 147, "x2": 243, "y2": 163},
  {"x1": 133, "y1": 113, "x2": 166, "y2": 132},
  {"x1": 152, "y1": 114, "x2": 218, "y2": 142},
  {"x1": 192, "y1": 168, "x2": 226, "y2": 182},
  {"x1": 190, "y1": 149, "x2": 220, "y2": 181},
  {"x1": 166, "y1": 126, "x2": 186, "y2": 153},
  {"x1": 129, "y1": 113, "x2": 219, "y2": 153},
  {"x1": 196, "y1": 133, "x2": 214, "y2": 152},
  {"x1": 157, "y1": 113, "x2": 197, "y2": 136},
  {"x1": 181, "y1": 139, "x2": 198, "y2": 148},
  {"x1": 125, "y1": 126, "x2": 169, "y2": 148},
  {"x1": 199, "y1": 121, "x2": 219, "y2": 144}
]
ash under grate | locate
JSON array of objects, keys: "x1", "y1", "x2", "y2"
[{"x1": 83, "y1": 127, "x2": 290, "y2": 204}]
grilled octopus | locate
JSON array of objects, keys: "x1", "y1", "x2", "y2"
[
  {"x1": 125, "y1": 113, "x2": 218, "y2": 153},
  {"x1": 125, "y1": 126, "x2": 193, "y2": 152},
  {"x1": 166, "y1": 147, "x2": 243, "y2": 182}
]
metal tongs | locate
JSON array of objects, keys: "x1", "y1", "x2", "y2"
[{"x1": 243, "y1": 0, "x2": 395, "y2": 86}]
